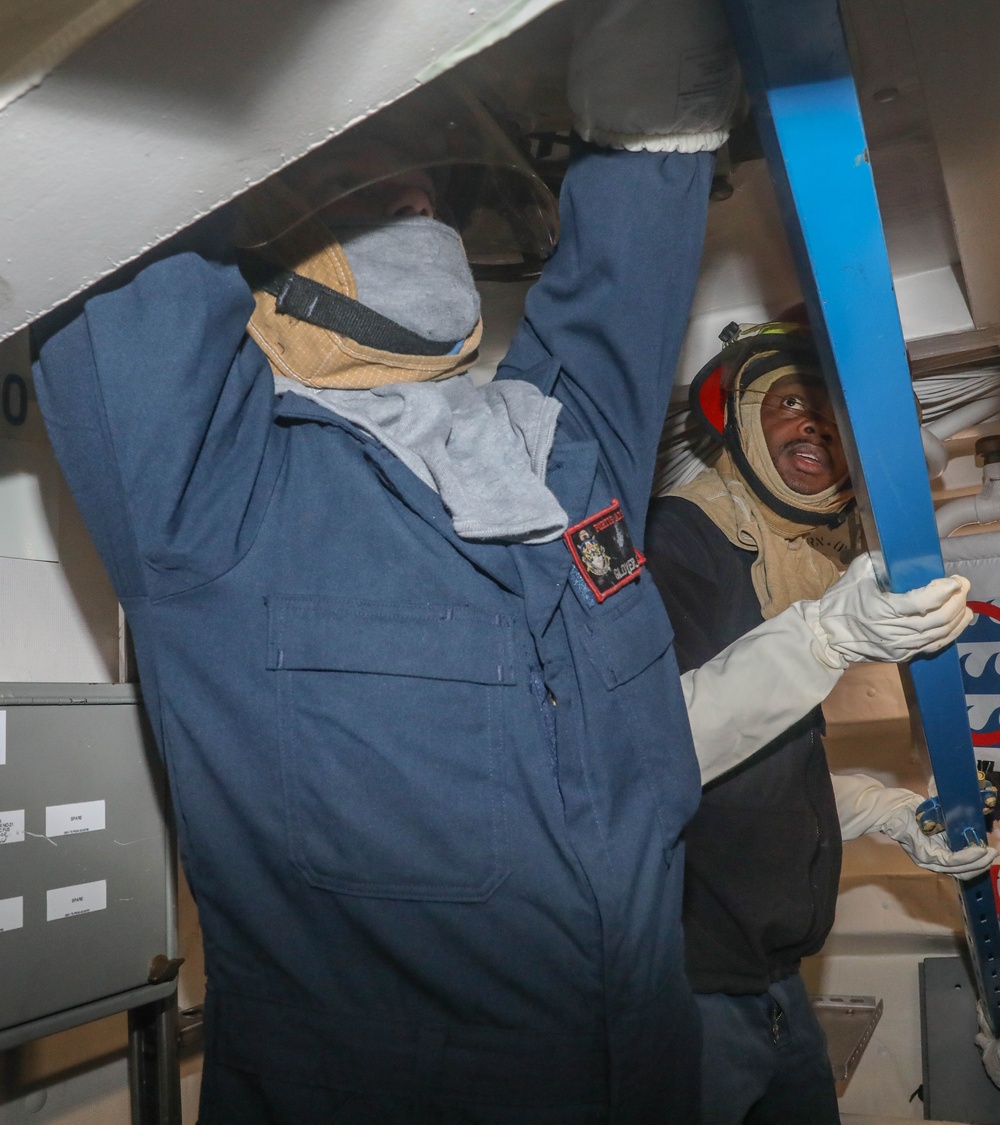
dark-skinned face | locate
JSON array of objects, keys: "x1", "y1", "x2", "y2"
[{"x1": 758, "y1": 373, "x2": 849, "y2": 495}]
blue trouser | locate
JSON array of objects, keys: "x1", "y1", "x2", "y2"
[
  {"x1": 198, "y1": 1063, "x2": 611, "y2": 1124},
  {"x1": 695, "y1": 974, "x2": 840, "y2": 1125}
]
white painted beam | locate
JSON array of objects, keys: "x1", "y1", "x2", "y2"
[{"x1": 0, "y1": 0, "x2": 567, "y2": 341}]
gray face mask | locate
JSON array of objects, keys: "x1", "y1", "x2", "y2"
[{"x1": 330, "y1": 216, "x2": 481, "y2": 347}]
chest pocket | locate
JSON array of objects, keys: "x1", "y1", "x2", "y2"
[
  {"x1": 577, "y1": 580, "x2": 674, "y2": 689},
  {"x1": 267, "y1": 596, "x2": 517, "y2": 902},
  {"x1": 577, "y1": 580, "x2": 700, "y2": 854}
]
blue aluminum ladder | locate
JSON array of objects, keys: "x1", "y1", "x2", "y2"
[{"x1": 722, "y1": 0, "x2": 1000, "y2": 1031}]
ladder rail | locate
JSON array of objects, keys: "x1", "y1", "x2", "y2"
[{"x1": 722, "y1": 0, "x2": 1000, "y2": 1031}]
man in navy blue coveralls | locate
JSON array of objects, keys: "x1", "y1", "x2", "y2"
[{"x1": 32, "y1": 4, "x2": 741, "y2": 1120}]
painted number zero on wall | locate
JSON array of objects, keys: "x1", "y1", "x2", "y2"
[{"x1": 2, "y1": 373, "x2": 27, "y2": 426}]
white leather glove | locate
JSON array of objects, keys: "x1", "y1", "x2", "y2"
[
  {"x1": 682, "y1": 555, "x2": 971, "y2": 784},
  {"x1": 799, "y1": 554, "x2": 972, "y2": 670},
  {"x1": 567, "y1": 0, "x2": 742, "y2": 153},
  {"x1": 681, "y1": 605, "x2": 843, "y2": 784},
  {"x1": 976, "y1": 1003, "x2": 1000, "y2": 1088},
  {"x1": 679, "y1": 553, "x2": 967, "y2": 783},
  {"x1": 831, "y1": 773, "x2": 996, "y2": 878}
]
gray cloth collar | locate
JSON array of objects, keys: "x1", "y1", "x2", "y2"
[{"x1": 275, "y1": 374, "x2": 567, "y2": 544}]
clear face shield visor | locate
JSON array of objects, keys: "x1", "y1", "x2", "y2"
[{"x1": 235, "y1": 78, "x2": 559, "y2": 280}]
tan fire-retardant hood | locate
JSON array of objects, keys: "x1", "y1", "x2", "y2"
[{"x1": 246, "y1": 214, "x2": 482, "y2": 391}]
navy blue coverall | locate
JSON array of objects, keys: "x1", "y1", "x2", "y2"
[{"x1": 35, "y1": 145, "x2": 712, "y2": 1123}]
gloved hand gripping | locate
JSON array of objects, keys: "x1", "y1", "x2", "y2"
[
  {"x1": 681, "y1": 552, "x2": 973, "y2": 785},
  {"x1": 803, "y1": 554, "x2": 972, "y2": 670},
  {"x1": 568, "y1": 0, "x2": 742, "y2": 153},
  {"x1": 832, "y1": 773, "x2": 996, "y2": 879}
]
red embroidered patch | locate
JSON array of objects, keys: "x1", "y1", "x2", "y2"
[{"x1": 563, "y1": 499, "x2": 645, "y2": 603}]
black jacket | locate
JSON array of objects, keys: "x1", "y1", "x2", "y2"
[{"x1": 645, "y1": 495, "x2": 842, "y2": 995}]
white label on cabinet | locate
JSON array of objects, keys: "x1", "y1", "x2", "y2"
[
  {"x1": 47, "y1": 880, "x2": 107, "y2": 921},
  {"x1": 45, "y1": 800, "x2": 106, "y2": 837},
  {"x1": 0, "y1": 809, "x2": 24, "y2": 844},
  {"x1": 0, "y1": 710, "x2": 6, "y2": 764},
  {"x1": 0, "y1": 897, "x2": 23, "y2": 932}
]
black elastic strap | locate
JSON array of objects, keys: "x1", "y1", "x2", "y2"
[{"x1": 239, "y1": 253, "x2": 459, "y2": 358}]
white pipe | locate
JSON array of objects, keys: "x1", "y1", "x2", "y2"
[
  {"x1": 937, "y1": 464, "x2": 1000, "y2": 536},
  {"x1": 922, "y1": 427, "x2": 949, "y2": 480},
  {"x1": 937, "y1": 496, "x2": 980, "y2": 537},
  {"x1": 926, "y1": 395, "x2": 1000, "y2": 441}
]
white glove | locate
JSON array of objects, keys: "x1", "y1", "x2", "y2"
[
  {"x1": 567, "y1": 0, "x2": 742, "y2": 153},
  {"x1": 681, "y1": 605, "x2": 843, "y2": 784},
  {"x1": 681, "y1": 554, "x2": 971, "y2": 785},
  {"x1": 800, "y1": 554, "x2": 972, "y2": 670},
  {"x1": 831, "y1": 772, "x2": 996, "y2": 879},
  {"x1": 976, "y1": 1003, "x2": 1000, "y2": 1088}
]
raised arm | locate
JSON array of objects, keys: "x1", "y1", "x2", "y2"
[
  {"x1": 496, "y1": 0, "x2": 739, "y2": 534},
  {"x1": 34, "y1": 253, "x2": 281, "y2": 599},
  {"x1": 498, "y1": 145, "x2": 714, "y2": 533}
]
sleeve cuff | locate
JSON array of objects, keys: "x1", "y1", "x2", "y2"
[{"x1": 574, "y1": 125, "x2": 731, "y2": 154}]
